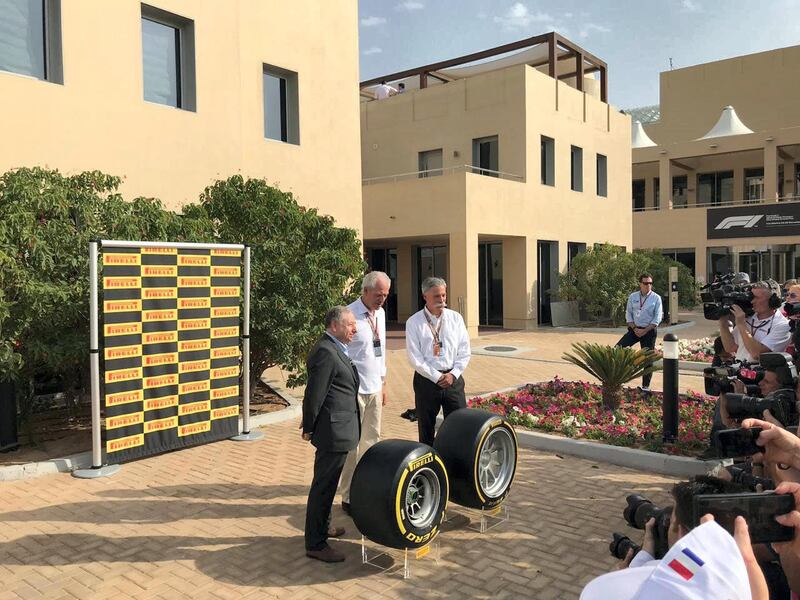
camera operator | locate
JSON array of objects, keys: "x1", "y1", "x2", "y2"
[
  {"x1": 718, "y1": 279, "x2": 791, "y2": 363},
  {"x1": 784, "y1": 284, "x2": 800, "y2": 357}
]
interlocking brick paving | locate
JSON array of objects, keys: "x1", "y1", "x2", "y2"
[{"x1": 0, "y1": 324, "x2": 703, "y2": 599}]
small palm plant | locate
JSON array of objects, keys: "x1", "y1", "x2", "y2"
[{"x1": 562, "y1": 342, "x2": 659, "y2": 410}]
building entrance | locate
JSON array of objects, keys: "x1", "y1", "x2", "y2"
[
  {"x1": 478, "y1": 242, "x2": 503, "y2": 326},
  {"x1": 537, "y1": 240, "x2": 559, "y2": 325},
  {"x1": 367, "y1": 248, "x2": 398, "y2": 322}
]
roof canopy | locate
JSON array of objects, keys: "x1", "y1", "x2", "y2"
[
  {"x1": 360, "y1": 32, "x2": 607, "y2": 102},
  {"x1": 698, "y1": 106, "x2": 754, "y2": 139},
  {"x1": 632, "y1": 121, "x2": 657, "y2": 148}
]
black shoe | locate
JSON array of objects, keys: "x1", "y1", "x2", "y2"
[
  {"x1": 400, "y1": 408, "x2": 417, "y2": 422},
  {"x1": 341, "y1": 501, "x2": 351, "y2": 516},
  {"x1": 306, "y1": 545, "x2": 345, "y2": 563}
]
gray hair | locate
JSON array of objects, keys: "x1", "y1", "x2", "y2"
[
  {"x1": 362, "y1": 271, "x2": 390, "y2": 291},
  {"x1": 421, "y1": 276, "x2": 446, "y2": 294},
  {"x1": 324, "y1": 306, "x2": 352, "y2": 328},
  {"x1": 751, "y1": 279, "x2": 781, "y2": 296}
]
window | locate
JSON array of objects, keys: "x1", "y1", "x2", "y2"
[
  {"x1": 541, "y1": 136, "x2": 555, "y2": 186},
  {"x1": 0, "y1": 0, "x2": 62, "y2": 83},
  {"x1": 596, "y1": 154, "x2": 607, "y2": 197},
  {"x1": 263, "y1": 64, "x2": 299, "y2": 143},
  {"x1": 567, "y1": 242, "x2": 587, "y2": 270},
  {"x1": 697, "y1": 171, "x2": 733, "y2": 206},
  {"x1": 653, "y1": 177, "x2": 660, "y2": 210},
  {"x1": 418, "y1": 149, "x2": 443, "y2": 178},
  {"x1": 744, "y1": 167, "x2": 764, "y2": 204},
  {"x1": 632, "y1": 179, "x2": 645, "y2": 211},
  {"x1": 141, "y1": 4, "x2": 195, "y2": 110},
  {"x1": 570, "y1": 145, "x2": 583, "y2": 192},
  {"x1": 472, "y1": 135, "x2": 498, "y2": 176},
  {"x1": 672, "y1": 175, "x2": 688, "y2": 208}
]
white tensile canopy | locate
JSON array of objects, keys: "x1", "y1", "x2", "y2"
[{"x1": 698, "y1": 105, "x2": 754, "y2": 139}]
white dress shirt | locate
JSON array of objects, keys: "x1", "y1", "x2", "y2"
[
  {"x1": 347, "y1": 298, "x2": 387, "y2": 395},
  {"x1": 731, "y1": 309, "x2": 791, "y2": 362},
  {"x1": 405, "y1": 307, "x2": 471, "y2": 383}
]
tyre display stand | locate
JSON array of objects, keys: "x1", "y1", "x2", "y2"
[
  {"x1": 361, "y1": 536, "x2": 440, "y2": 579},
  {"x1": 444, "y1": 503, "x2": 510, "y2": 534}
]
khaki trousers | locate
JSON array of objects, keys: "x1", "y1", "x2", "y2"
[{"x1": 339, "y1": 391, "x2": 382, "y2": 503}]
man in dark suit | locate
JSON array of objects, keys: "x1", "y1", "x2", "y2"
[{"x1": 302, "y1": 306, "x2": 361, "y2": 562}]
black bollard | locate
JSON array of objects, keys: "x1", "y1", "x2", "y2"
[{"x1": 662, "y1": 333, "x2": 679, "y2": 443}]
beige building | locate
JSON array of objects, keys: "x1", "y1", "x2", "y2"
[
  {"x1": 631, "y1": 45, "x2": 800, "y2": 284},
  {"x1": 360, "y1": 33, "x2": 632, "y2": 334},
  {"x1": 0, "y1": 0, "x2": 362, "y2": 232}
]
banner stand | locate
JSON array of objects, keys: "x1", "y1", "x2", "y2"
[
  {"x1": 74, "y1": 241, "x2": 121, "y2": 479},
  {"x1": 232, "y1": 246, "x2": 263, "y2": 442}
]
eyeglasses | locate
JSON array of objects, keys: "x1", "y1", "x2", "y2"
[{"x1": 641, "y1": 281, "x2": 653, "y2": 285}]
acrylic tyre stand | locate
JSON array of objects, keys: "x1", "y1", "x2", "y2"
[
  {"x1": 361, "y1": 536, "x2": 440, "y2": 579},
  {"x1": 444, "y1": 504, "x2": 510, "y2": 534}
]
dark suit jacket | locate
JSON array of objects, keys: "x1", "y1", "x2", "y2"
[{"x1": 302, "y1": 334, "x2": 361, "y2": 453}]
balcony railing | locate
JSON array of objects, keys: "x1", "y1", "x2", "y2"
[
  {"x1": 632, "y1": 195, "x2": 800, "y2": 213},
  {"x1": 362, "y1": 164, "x2": 524, "y2": 186}
]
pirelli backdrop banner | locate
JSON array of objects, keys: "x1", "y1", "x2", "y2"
[{"x1": 101, "y1": 245, "x2": 243, "y2": 463}]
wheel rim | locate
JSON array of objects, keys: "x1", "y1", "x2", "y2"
[
  {"x1": 478, "y1": 427, "x2": 516, "y2": 497},
  {"x1": 405, "y1": 467, "x2": 441, "y2": 528}
]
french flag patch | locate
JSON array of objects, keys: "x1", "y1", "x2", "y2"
[{"x1": 668, "y1": 548, "x2": 705, "y2": 581}]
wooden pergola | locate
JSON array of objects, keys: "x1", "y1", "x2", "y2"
[{"x1": 360, "y1": 32, "x2": 608, "y2": 102}]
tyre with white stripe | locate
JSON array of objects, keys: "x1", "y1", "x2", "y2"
[{"x1": 434, "y1": 408, "x2": 518, "y2": 509}]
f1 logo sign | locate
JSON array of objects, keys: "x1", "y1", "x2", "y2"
[{"x1": 714, "y1": 215, "x2": 764, "y2": 230}]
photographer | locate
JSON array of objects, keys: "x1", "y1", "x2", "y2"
[{"x1": 718, "y1": 279, "x2": 791, "y2": 363}]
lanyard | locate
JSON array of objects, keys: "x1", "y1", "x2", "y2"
[
  {"x1": 423, "y1": 309, "x2": 443, "y2": 345},
  {"x1": 639, "y1": 292, "x2": 650, "y2": 310},
  {"x1": 749, "y1": 313, "x2": 776, "y2": 337},
  {"x1": 365, "y1": 311, "x2": 380, "y2": 342}
]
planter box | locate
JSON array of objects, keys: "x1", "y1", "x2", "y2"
[{"x1": 550, "y1": 300, "x2": 580, "y2": 327}]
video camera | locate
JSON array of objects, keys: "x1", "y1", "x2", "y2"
[
  {"x1": 725, "y1": 353, "x2": 798, "y2": 427},
  {"x1": 701, "y1": 274, "x2": 754, "y2": 321},
  {"x1": 703, "y1": 361, "x2": 763, "y2": 396},
  {"x1": 727, "y1": 466, "x2": 775, "y2": 492}
]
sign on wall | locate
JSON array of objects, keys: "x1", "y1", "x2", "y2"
[
  {"x1": 101, "y1": 245, "x2": 242, "y2": 463},
  {"x1": 707, "y1": 203, "x2": 800, "y2": 239}
]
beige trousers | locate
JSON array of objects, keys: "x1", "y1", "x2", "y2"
[{"x1": 339, "y1": 391, "x2": 382, "y2": 503}]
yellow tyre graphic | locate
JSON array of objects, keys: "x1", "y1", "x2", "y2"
[
  {"x1": 434, "y1": 409, "x2": 518, "y2": 509},
  {"x1": 350, "y1": 439, "x2": 448, "y2": 549}
]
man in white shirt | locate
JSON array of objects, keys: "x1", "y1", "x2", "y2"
[
  {"x1": 373, "y1": 80, "x2": 397, "y2": 100},
  {"x1": 718, "y1": 279, "x2": 791, "y2": 363},
  {"x1": 339, "y1": 271, "x2": 390, "y2": 516},
  {"x1": 405, "y1": 277, "x2": 471, "y2": 446}
]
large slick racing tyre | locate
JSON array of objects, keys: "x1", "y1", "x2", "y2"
[
  {"x1": 350, "y1": 439, "x2": 448, "y2": 550},
  {"x1": 434, "y1": 408, "x2": 518, "y2": 510}
]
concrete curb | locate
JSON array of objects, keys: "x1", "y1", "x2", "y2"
[
  {"x1": 513, "y1": 428, "x2": 721, "y2": 477},
  {"x1": 0, "y1": 382, "x2": 302, "y2": 482},
  {"x1": 551, "y1": 321, "x2": 696, "y2": 335}
]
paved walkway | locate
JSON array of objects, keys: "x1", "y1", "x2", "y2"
[{"x1": 0, "y1": 317, "x2": 716, "y2": 599}]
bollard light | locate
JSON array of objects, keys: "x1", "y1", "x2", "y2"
[{"x1": 662, "y1": 333, "x2": 679, "y2": 360}]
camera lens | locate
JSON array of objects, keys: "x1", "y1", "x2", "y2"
[{"x1": 609, "y1": 533, "x2": 641, "y2": 560}]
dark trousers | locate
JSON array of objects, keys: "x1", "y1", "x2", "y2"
[
  {"x1": 305, "y1": 448, "x2": 348, "y2": 551},
  {"x1": 413, "y1": 372, "x2": 466, "y2": 447},
  {"x1": 616, "y1": 328, "x2": 657, "y2": 388}
]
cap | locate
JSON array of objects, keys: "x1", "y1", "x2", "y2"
[{"x1": 580, "y1": 521, "x2": 751, "y2": 600}]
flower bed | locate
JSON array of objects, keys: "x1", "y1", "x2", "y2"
[
  {"x1": 655, "y1": 336, "x2": 716, "y2": 363},
  {"x1": 468, "y1": 378, "x2": 716, "y2": 456}
]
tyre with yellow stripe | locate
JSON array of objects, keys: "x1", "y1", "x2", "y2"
[
  {"x1": 434, "y1": 408, "x2": 517, "y2": 510},
  {"x1": 350, "y1": 439, "x2": 448, "y2": 550}
]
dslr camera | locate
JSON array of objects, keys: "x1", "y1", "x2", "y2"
[
  {"x1": 608, "y1": 494, "x2": 672, "y2": 560},
  {"x1": 701, "y1": 274, "x2": 754, "y2": 321},
  {"x1": 725, "y1": 353, "x2": 799, "y2": 427}
]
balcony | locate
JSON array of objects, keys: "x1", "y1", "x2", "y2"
[
  {"x1": 632, "y1": 195, "x2": 800, "y2": 213},
  {"x1": 362, "y1": 164, "x2": 524, "y2": 186}
]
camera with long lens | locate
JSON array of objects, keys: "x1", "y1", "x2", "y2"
[
  {"x1": 726, "y1": 353, "x2": 799, "y2": 426},
  {"x1": 622, "y1": 494, "x2": 672, "y2": 559},
  {"x1": 727, "y1": 466, "x2": 775, "y2": 491},
  {"x1": 703, "y1": 361, "x2": 762, "y2": 396},
  {"x1": 701, "y1": 274, "x2": 754, "y2": 321},
  {"x1": 609, "y1": 532, "x2": 641, "y2": 560}
]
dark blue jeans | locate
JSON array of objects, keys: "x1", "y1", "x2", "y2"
[{"x1": 616, "y1": 328, "x2": 657, "y2": 388}]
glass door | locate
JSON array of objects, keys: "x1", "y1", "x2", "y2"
[{"x1": 479, "y1": 243, "x2": 503, "y2": 326}]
